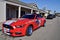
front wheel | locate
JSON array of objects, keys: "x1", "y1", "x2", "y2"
[{"x1": 26, "y1": 26, "x2": 33, "y2": 36}]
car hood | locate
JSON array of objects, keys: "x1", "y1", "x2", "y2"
[
  {"x1": 4, "y1": 18, "x2": 30, "y2": 25},
  {"x1": 4, "y1": 20, "x2": 17, "y2": 25}
]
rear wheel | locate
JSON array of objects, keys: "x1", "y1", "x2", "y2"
[{"x1": 26, "y1": 26, "x2": 33, "y2": 36}]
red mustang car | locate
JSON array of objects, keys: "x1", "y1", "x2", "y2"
[{"x1": 2, "y1": 14, "x2": 46, "y2": 36}]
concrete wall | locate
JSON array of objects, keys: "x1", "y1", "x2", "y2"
[{"x1": 0, "y1": 1, "x2": 6, "y2": 22}]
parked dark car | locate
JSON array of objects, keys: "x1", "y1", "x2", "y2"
[
  {"x1": 47, "y1": 14, "x2": 55, "y2": 19},
  {"x1": 53, "y1": 14, "x2": 56, "y2": 18}
]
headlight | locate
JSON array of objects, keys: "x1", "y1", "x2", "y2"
[{"x1": 16, "y1": 25, "x2": 25, "y2": 28}]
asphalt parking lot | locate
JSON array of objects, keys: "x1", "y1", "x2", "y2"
[{"x1": 0, "y1": 17, "x2": 60, "y2": 40}]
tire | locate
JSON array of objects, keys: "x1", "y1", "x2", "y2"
[{"x1": 26, "y1": 26, "x2": 33, "y2": 36}]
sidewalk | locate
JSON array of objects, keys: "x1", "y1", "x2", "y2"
[
  {"x1": 0, "y1": 22, "x2": 3, "y2": 40},
  {"x1": 0, "y1": 22, "x2": 3, "y2": 31}
]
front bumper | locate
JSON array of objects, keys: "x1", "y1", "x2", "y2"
[
  {"x1": 2, "y1": 28, "x2": 26, "y2": 37},
  {"x1": 3, "y1": 30, "x2": 25, "y2": 37}
]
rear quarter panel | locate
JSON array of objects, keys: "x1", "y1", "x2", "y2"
[{"x1": 40, "y1": 17, "x2": 45, "y2": 26}]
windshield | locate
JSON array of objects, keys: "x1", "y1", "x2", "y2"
[{"x1": 22, "y1": 15, "x2": 35, "y2": 19}]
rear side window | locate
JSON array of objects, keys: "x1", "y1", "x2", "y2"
[{"x1": 36, "y1": 14, "x2": 43, "y2": 18}]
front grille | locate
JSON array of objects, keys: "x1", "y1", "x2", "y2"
[
  {"x1": 3, "y1": 24, "x2": 13, "y2": 29},
  {"x1": 15, "y1": 32, "x2": 22, "y2": 35}
]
